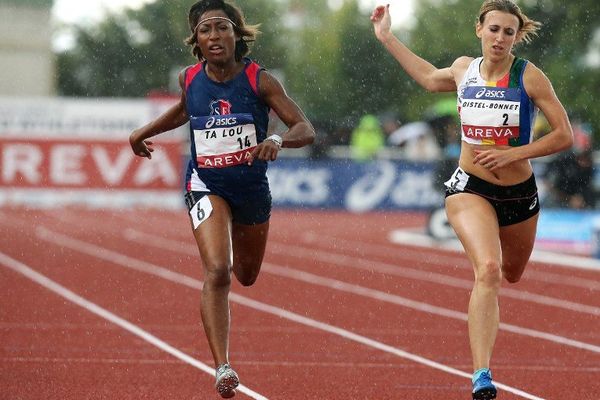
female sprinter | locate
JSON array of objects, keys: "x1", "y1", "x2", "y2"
[
  {"x1": 130, "y1": 0, "x2": 315, "y2": 397},
  {"x1": 371, "y1": 1, "x2": 572, "y2": 398}
]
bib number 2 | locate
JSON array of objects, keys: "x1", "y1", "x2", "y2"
[{"x1": 189, "y1": 195, "x2": 213, "y2": 230}]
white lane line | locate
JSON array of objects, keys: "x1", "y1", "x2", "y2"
[
  {"x1": 260, "y1": 264, "x2": 600, "y2": 354},
  {"x1": 120, "y1": 209, "x2": 600, "y2": 292},
  {"x1": 121, "y1": 228, "x2": 600, "y2": 352},
  {"x1": 37, "y1": 209, "x2": 600, "y2": 291},
  {"x1": 300, "y1": 231, "x2": 600, "y2": 291},
  {"x1": 117, "y1": 208, "x2": 600, "y2": 272},
  {"x1": 124, "y1": 228, "x2": 600, "y2": 318},
  {"x1": 3, "y1": 357, "x2": 192, "y2": 365},
  {"x1": 44, "y1": 208, "x2": 600, "y2": 272},
  {"x1": 31, "y1": 227, "x2": 544, "y2": 400},
  {"x1": 236, "y1": 292, "x2": 545, "y2": 400},
  {"x1": 0, "y1": 251, "x2": 268, "y2": 400},
  {"x1": 269, "y1": 242, "x2": 600, "y2": 317},
  {"x1": 389, "y1": 229, "x2": 600, "y2": 271}
]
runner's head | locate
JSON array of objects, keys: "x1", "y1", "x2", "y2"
[
  {"x1": 186, "y1": 0, "x2": 260, "y2": 61},
  {"x1": 477, "y1": 0, "x2": 541, "y2": 44}
]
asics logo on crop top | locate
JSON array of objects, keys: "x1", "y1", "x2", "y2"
[
  {"x1": 475, "y1": 88, "x2": 506, "y2": 99},
  {"x1": 205, "y1": 116, "x2": 238, "y2": 129},
  {"x1": 209, "y1": 99, "x2": 232, "y2": 115}
]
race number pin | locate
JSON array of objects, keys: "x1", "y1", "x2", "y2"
[{"x1": 189, "y1": 195, "x2": 213, "y2": 230}]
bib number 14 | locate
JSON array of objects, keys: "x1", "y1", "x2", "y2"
[{"x1": 237, "y1": 136, "x2": 252, "y2": 149}]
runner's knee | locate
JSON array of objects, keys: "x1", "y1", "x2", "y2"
[
  {"x1": 504, "y1": 273, "x2": 522, "y2": 283},
  {"x1": 234, "y1": 264, "x2": 260, "y2": 287},
  {"x1": 204, "y1": 264, "x2": 233, "y2": 288},
  {"x1": 474, "y1": 259, "x2": 502, "y2": 288},
  {"x1": 237, "y1": 274, "x2": 258, "y2": 287},
  {"x1": 502, "y1": 264, "x2": 526, "y2": 283}
]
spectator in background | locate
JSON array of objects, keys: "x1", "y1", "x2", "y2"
[
  {"x1": 350, "y1": 113, "x2": 385, "y2": 160},
  {"x1": 428, "y1": 97, "x2": 460, "y2": 151},
  {"x1": 545, "y1": 122, "x2": 595, "y2": 209},
  {"x1": 381, "y1": 111, "x2": 402, "y2": 139},
  {"x1": 387, "y1": 118, "x2": 442, "y2": 161},
  {"x1": 308, "y1": 120, "x2": 336, "y2": 159},
  {"x1": 430, "y1": 114, "x2": 460, "y2": 159},
  {"x1": 430, "y1": 114, "x2": 461, "y2": 188},
  {"x1": 329, "y1": 121, "x2": 352, "y2": 146},
  {"x1": 533, "y1": 113, "x2": 551, "y2": 138}
]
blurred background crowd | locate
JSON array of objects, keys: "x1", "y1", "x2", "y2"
[{"x1": 1, "y1": 0, "x2": 599, "y2": 210}]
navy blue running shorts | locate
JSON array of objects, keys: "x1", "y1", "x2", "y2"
[
  {"x1": 185, "y1": 190, "x2": 271, "y2": 225},
  {"x1": 444, "y1": 167, "x2": 540, "y2": 227}
]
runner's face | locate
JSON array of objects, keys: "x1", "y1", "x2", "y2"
[
  {"x1": 196, "y1": 10, "x2": 238, "y2": 63},
  {"x1": 477, "y1": 11, "x2": 521, "y2": 60}
]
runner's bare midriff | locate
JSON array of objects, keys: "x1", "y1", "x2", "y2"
[{"x1": 458, "y1": 141, "x2": 532, "y2": 186}]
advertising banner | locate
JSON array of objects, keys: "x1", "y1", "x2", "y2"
[
  {"x1": 268, "y1": 158, "x2": 443, "y2": 211},
  {"x1": 0, "y1": 97, "x2": 184, "y2": 208}
]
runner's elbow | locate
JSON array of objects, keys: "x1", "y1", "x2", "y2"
[{"x1": 558, "y1": 127, "x2": 574, "y2": 152}]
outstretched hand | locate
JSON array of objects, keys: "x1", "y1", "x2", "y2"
[{"x1": 370, "y1": 4, "x2": 392, "y2": 42}]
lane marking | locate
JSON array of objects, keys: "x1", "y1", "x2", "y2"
[
  {"x1": 31, "y1": 227, "x2": 554, "y2": 399},
  {"x1": 125, "y1": 228, "x2": 600, "y2": 317},
  {"x1": 269, "y1": 242, "x2": 600, "y2": 316},
  {"x1": 43, "y1": 208, "x2": 600, "y2": 273},
  {"x1": 3, "y1": 357, "x2": 192, "y2": 365},
  {"x1": 299, "y1": 231, "x2": 600, "y2": 291},
  {"x1": 0, "y1": 251, "x2": 268, "y2": 400},
  {"x1": 121, "y1": 228, "x2": 600, "y2": 352},
  {"x1": 39, "y1": 208, "x2": 600, "y2": 289},
  {"x1": 389, "y1": 229, "x2": 600, "y2": 271},
  {"x1": 117, "y1": 208, "x2": 600, "y2": 273},
  {"x1": 261, "y1": 264, "x2": 600, "y2": 354}
]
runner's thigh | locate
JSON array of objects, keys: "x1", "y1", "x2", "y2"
[
  {"x1": 191, "y1": 195, "x2": 234, "y2": 269},
  {"x1": 498, "y1": 213, "x2": 538, "y2": 280},
  {"x1": 445, "y1": 193, "x2": 501, "y2": 267},
  {"x1": 232, "y1": 221, "x2": 269, "y2": 271}
]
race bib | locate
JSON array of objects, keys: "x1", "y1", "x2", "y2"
[
  {"x1": 460, "y1": 86, "x2": 521, "y2": 145},
  {"x1": 444, "y1": 167, "x2": 469, "y2": 192},
  {"x1": 189, "y1": 195, "x2": 213, "y2": 230},
  {"x1": 190, "y1": 113, "x2": 257, "y2": 168}
]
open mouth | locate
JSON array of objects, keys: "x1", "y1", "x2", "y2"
[{"x1": 208, "y1": 45, "x2": 224, "y2": 54}]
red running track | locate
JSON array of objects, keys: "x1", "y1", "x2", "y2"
[{"x1": 1, "y1": 208, "x2": 599, "y2": 399}]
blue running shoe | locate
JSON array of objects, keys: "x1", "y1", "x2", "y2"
[{"x1": 472, "y1": 368, "x2": 497, "y2": 399}]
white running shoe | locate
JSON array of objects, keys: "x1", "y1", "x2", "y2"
[{"x1": 215, "y1": 363, "x2": 239, "y2": 398}]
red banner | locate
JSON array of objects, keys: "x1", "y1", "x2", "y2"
[{"x1": 0, "y1": 139, "x2": 182, "y2": 189}]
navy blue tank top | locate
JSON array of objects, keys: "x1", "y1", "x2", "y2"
[{"x1": 184, "y1": 58, "x2": 270, "y2": 196}]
